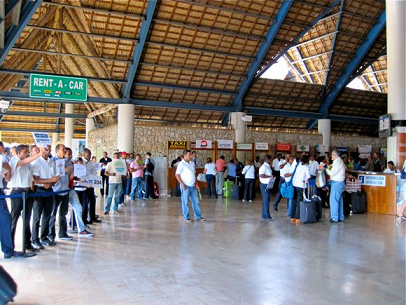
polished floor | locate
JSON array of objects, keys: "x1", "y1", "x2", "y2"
[{"x1": 3, "y1": 193, "x2": 405, "y2": 305}]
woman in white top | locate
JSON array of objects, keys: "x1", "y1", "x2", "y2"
[
  {"x1": 291, "y1": 155, "x2": 310, "y2": 223},
  {"x1": 242, "y1": 159, "x2": 256, "y2": 202},
  {"x1": 204, "y1": 157, "x2": 217, "y2": 198}
]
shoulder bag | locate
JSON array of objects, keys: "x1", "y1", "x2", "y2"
[{"x1": 280, "y1": 163, "x2": 299, "y2": 199}]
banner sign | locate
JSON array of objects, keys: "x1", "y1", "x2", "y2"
[
  {"x1": 196, "y1": 140, "x2": 212, "y2": 149},
  {"x1": 336, "y1": 147, "x2": 348, "y2": 154},
  {"x1": 32, "y1": 132, "x2": 52, "y2": 147},
  {"x1": 217, "y1": 140, "x2": 233, "y2": 150},
  {"x1": 29, "y1": 74, "x2": 87, "y2": 101},
  {"x1": 168, "y1": 141, "x2": 187, "y2": 150},
  {"x1": 359, "y1": 153, "x2": 371, "y2": 159},
  {"x1": 275, "y1": 143, "x2": 291, "y2": 152},
  {"x1": 316, "y1": 145, "x2": 329, "y2": 154},
  {"x1": 255, "y1": 143, "x2": 269, "y2": 150},
  {"x1": 358, "y1": 145, "x2": 372, "y2": 154},
  {"x1": 297, "y1": 145, "x2": 310, "y2": 152},
  {"x1": 236, "y1": 143, "x2": 252, "y2": 150},
  {"x1": 113, "y1": 159, "x2": 127, "y2": 174},
  {"x1": 74, "y1": 164, "x2": 87, "y2": 177},
  {"x1": 358, "y1": 174, "x2": 386, "y2": 187},
  {"x1": 77, "y1": 175, "x2": 102, "y2": 188}
]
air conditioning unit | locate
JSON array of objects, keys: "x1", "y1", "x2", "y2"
[{"x1": 0, "y1": 100, "x2": 10, "y2": 110}]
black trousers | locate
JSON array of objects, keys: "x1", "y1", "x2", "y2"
[
  {"x1": 291, "y1": 186, "x2": 304, "y2": 219},
  {"x1": 100, "y1": 170, "x2": 109, "y2": 196},
  {"x1": 10, "y1": 190, "x2": 34, "y2": 249},
  {"x1": 76, "y1": 190, "x2": 89, "y2": 225},
  {"x1": 144, "y1": 175, "x2": 155, "y2": 198},
  {"x1": 32, "y1": 188, "x2": 54, "y2": 243},
  {"x1": 0, "y1": 188, "x2": 14, "y2": 255},
  {"x1": 49, "y1": 193, "x2": 69, "y2": 239},
  {"x1": 86, "y1": 188, "x2": 96, "y2": 221}
]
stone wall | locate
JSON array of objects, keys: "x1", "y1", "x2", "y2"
[{"x1": 88, "y1": 124, "x2": 387, "y2": 162}]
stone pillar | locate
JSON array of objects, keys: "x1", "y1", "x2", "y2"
[
  {"x1": 231, "y1": 112, "x2": 246, "y2": 161},
  {"x1": 387, "y1": 0, "x2": 406, "y2": 168},
  {"x1": 64, "y1": 104, "x2": 74, "y2": 148},
  {"x1": 117, "y1": 104, "x2": 135, "y2": 153},
  {"x1": 86, "y1": 118, "x2": 96, "y2": 145},
  {"x1": 52, "y1": 132, "x2": 59, "y2": 146},
  {"x1": 318, "y1": 119, "x2": 331, "y2": 146}
]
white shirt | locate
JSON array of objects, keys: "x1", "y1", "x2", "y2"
[
  {"x1": 259, "y1": 162, "x2": 272, "y2": 184},
  {"x1": 0, "y1": 155, "x2": 5, "y2": 188},
  {"x1": 105, "y1": 161, "x2": 124, "y2": 184},
  {"x1": 242, "y1": 165, "x2": 256, "y2": 179},
  {"x1": 280, "y1": 162, "x2": 294, "y2": 183},
  {"x1": 326, "y1": 157, "x2": 346, "y2": 182},
  {"x1": 309, "y1": 160, "x2": 319, "y2": 176},
  {"x1": 272, "y1": 158, "x2": 281, "y2": 171},
  {"x1": 292, "y1": 163, "x2": 310, "y2": 188},
  {"x1": 8, "y1": 156, "x2": 33, "y2": 188},
  {"x1": 176, "y1": 159, "x2": 196, "y2": 187},
  {"x1": 204, "y1": 163, "x2": 216, "y2": 175},
  {"x1": 383, "y1": 168, "x2": 399, "y2": 174},
  {"x1": 32, "y1": 157, "x2": 54, "y2": 187}
]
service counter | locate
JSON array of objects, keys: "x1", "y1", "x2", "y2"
[
  {"x1": 352, "y1": 171, "x2": 398, "y2": 215},
  {"x1": 167, "y1": 167, "x2": 207, "y2": 194}
]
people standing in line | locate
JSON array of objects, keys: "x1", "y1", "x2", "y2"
[
  {"x1": 259, "y1": 155, "x2": 274, "y2": 220},
  {"x1": 83, "y1": 148, "x2": 101, "y2": 224},
  {"x1": 122, "y1": 152, "x2": 132, "y2": 199},
  {"x1": 175, "y1": 149, "x2": 205, "y2": 222},
  {"x1": 104, "y1": 152, "x2": 125, "y2": 214},
  {"x1": 8, "y1": 145, "x2": 44, "y2": 251},
  {"x1": 242, "y1": 160, "x2": 255, "y2": 202},
  {"x1": 291, "y1": 155, "x2": 311, "y2": 224},
  {"x1": 226, "y1": 159, "x2": 237, "y2": 182},
  {"x1": 0, "y1": 142, "x2": 35, "y2": 259},
  {"x1": 272, "y1": 154, "x2": 289, "y2": 211},
  {"x1": 50, "y1": 144, "x2": 73, "y2": 242},
  {"x1": 215, "y1": 155, "x2": 226, "y2": 196},
  {"x1": 364, "y1": 156, "x2": 374, "y2": 171},
  {"x1": 31, "y1": 146, "x2": 60, "y2": 249},
  {"x1": 191, "y1": 151, "x2": 202, "y2": 168},
  {"x1": 322, "y1": 150, "x2": 346, "y2": 223},
  {"x1": 271, "y1": 154, "x2": 281, "y2": 193},
  {"x1": 203, "y1": 157, "x2": 217, "y2": 198},
  {"x1": 99, "y1": 152, "x2": 112, "y2": 197},
  {"x1": 143, "y1": 152, "x2": 156, "y2": 199},
  {"x1": 254, "y1": 156, "x2": 262, "y2": 169},
  {"x1": 280, "y1": 156, "x2": 296, "y2": 216},
  {"x1": 130, "y1": 154, "x2": 144, "y2": 200},
  {"x1": 309, "y1": 155, "x2": 319, "y2": 179}
]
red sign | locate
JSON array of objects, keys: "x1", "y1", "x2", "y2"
[{"x1": 275, "y1": 143, "x2": 291, "y2": 152}]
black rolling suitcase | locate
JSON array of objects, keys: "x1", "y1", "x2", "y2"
[
  {"x1": 351, "y1": 191, "x2": 366, "y2": 214},
  {"x1": 0, "y1": 266, "x2": 17, "y2": 304},
  {"x1": 300, "y1": 188, "x2": 318, "y2": 224},
  {"x1": 231, "y1": 178, "x2": 241, "y2": 200},
  {"x1": 343, "y1": 191, "x2": 352, "y2": 217}
]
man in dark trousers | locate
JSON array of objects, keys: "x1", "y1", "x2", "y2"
[
  {"x1": 83, "y1": 148, "x2": 101, "y2": 223},
  {"x1": 99, "y1": 151, "x2": 112, "y2": 196}
]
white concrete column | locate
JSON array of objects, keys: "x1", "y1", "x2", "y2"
[
  {"x1": 231, "y1": 112, "x2": 246, "y2": 161},
  {"x1": 318, "y1": 119, "x2": 331, "y2": 146},
  {"x1": 387, "y1": 0, "x2": 406, "y2": 167},
  {"x1": 52, "y1": 132, "x2": 60, "y2": 146},
  {"x1": 64, "y1": 104, "x2": 74, "y2": 148},
  {"x1": 117, "y1": 104, "x2": 135, "y2": 152},
  {"x1": 86, "y1": 118, "x2": 96, "y2": 145}
]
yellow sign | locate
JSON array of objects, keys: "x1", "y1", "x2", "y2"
[{"x1": 168, "y1": 141, "x2": 187, "y2": 150}]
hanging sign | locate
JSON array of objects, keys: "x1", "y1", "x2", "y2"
[
  {"x1": 316, "y1": 144, "x2": 329, "y2": 154},
  {"x1": 297, "y1": 145, "x2": 310, "y2": 152},
  {"x1": 255, "y1": 143, "x2": 269, "y2": 150},
  {"x1": 336, "y1": 147, "x2": 348, "y2": 154},
  {"x1": 29, "y1": 74, "x2": 88, "y2": 101},
  {"x1": 32, "y1": 132, "x2": 52, "y2": 147},
  {"x1": 168, "y1": 141, "x2": 187, "y2": 150},
  {"x1": 236, "y1": 143, "x2": 252, "y2": 150},
  {"x1": 217, "y1": 140, "x2": 233, "y2": 150},
  {"x1": 358, "y1": 174, "x2": 386, "y2": 187},
  {"x1": 196, "y1": 140, "x2": 212, "y2": 149},
  {"x1": 358, "y1": 145, "x2": 372, "y2": 154},
  {"x1": 276, "y1": 143, "x2": 291, "y2": 152}
]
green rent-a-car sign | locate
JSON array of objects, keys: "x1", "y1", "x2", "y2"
[{"x1": 29, "y1": 74, "x2": 88, "y2": 102}]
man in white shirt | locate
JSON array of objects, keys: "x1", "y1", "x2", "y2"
[
  {"x1": 279, "y1": 157, "x2": 296, "y2": 216},
  {"x1": 322, "y1": 150, "x2": 346, "y2": 223},
  {"x1": 259, "y1": 155, "x2": 274, "y2": 220},
  {"x1": 383, "y1": 161, "x2": 398, "y2": 174},
  {"x1": 104, "y1": 152, "x2": 125, "y2": 214},
  {"x1": 8, "y1": 145, "x2": 45, "y2": 252},
  {"x1": 271, "y1": 154, "x2": 282, "y2": 193},
  {"x1": 309, "y1": 155, "x2": 319, "y2": 178},
  {"x1": 272, "y1": 154, "x2": 289, "y2": 211},
  {"x1": 83, "y1": 148, "x2": 101, "y2": 223},
  {"x1": 175, "y1": 149, "x2": 205, "y2": 222}
]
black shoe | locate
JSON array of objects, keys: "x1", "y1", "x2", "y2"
[
  {"x1": 59, "y1": 234, "x2": 73, "y2": 241},
  {"x1": 26, "y1": 246, "x2": 40, "y2": 252},
  {"x1": 91, "y1": 219, "x2": 102, "y2": 223},
  {"x1": 185, "y1": 218, "x2": 192, "y2": 222},
  {"x1": 87, "y1": 220, "x2": 93, "y2": 224},
  {"x1": 196, "y1": 217, "x2": 206, "y2": 221},
  {"x1": 273, "y1": 207, "x2": 278, "y2": 211},
  {"x1": 4, "y1": 251, "x2": 37, "y2": 259},
  {"x1": 41, "y1": 238, "x2": 56, "y2": 246},
  {"x1": 329, "y1": 218, "x2": 338, "y2": 223},
  {"x1": 262, "y1": 217, "x2": 273, "y2": 221},
  {"x1": 31, "y1": 241, "x2": 44, "y2": 250}
]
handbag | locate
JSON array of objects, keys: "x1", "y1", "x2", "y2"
[
  {"x1": 197, "y1": 173, "x2": 206, "y2": 182},
  {"x1": 280, "y1": 163, "x2": 299, "y2": 199},
  {"x1": 316, "y1": 168, "x2": 327, "y2": 188}
]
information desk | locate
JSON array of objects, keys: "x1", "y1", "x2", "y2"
[
  {"x1": 167, "y1": 167, "x2": 207, "y2": 194},
  {"x1": 352, "y1": 171, "x2": 397, "y2": 215}
]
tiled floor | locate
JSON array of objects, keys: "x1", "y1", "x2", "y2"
[{"x1": 2, "y1": 194, "x2": 405, "y2": 305}]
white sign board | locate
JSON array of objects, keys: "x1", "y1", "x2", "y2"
[
  {"x1": 74, "y1": 164, "x2": 87, "y2": 177},
  {"x1": 55, "y1": 159, "x2": 66, "y2": 177},
  {"x1": 237, "y1": 143, "x2": 252, "y2": 150},
  {"x1": 77, "y1": 175, "x2": 102, "y2": 188},
  {"x1": 316, "y1": 145, "x2": 329, "y2": 154},
  {"x1": 359, "y1": 153, "x2": 371, "y2": 159},
  {"x1": 297, "y1": 145, "x2": 310, "y2": 152},
  {"x1": 358, "y1": 145, "x2": 372, "y2": 154},
  {"x1": 358, "y1": 174, "x2": 386, "y2": 187},
  {"x1": 113, "y1": 159, "x2": 127, "y2": 174},
  {"x1": 32, "y1": 132, "x2": 52, "y2": 147},
  {"x1": 196, "y1": 140, "x2": 212, "y2": 149},
  {"x1": 217, "y1": 140, "x2": 233, "y2": 149},
  {"x1": 255, "y1": 143, "x2": 269, "y2": 150}
]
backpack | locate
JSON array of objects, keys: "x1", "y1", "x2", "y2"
[{"x1": 146, "y1": 160, "x2": 154, "y2": 173}]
